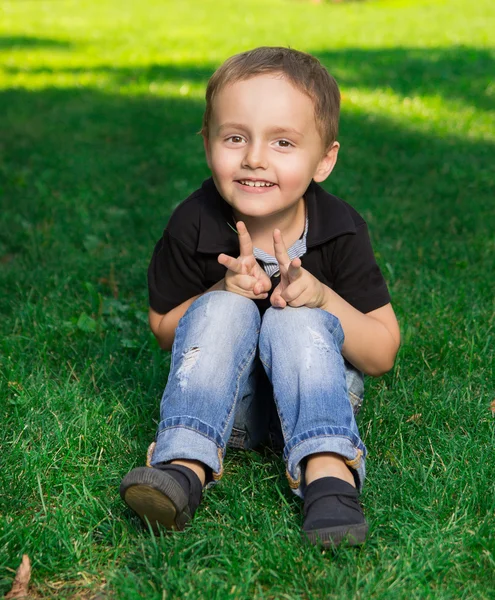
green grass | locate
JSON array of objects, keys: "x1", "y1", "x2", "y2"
[{"x1": 1, "y1": 0, "x2": 494, "y2": 597}]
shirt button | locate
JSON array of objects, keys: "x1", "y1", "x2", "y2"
[{"x1": 273, "y1": 271, "x2": 280, "y2": 278}]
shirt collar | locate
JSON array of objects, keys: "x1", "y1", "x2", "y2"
[{"x1": 196, "y1": 177, "x2": 356, "y2": 254}]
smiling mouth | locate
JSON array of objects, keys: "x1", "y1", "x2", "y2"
[{"x1": 237, "y1": 179, "x2": 276, "y2": 188}]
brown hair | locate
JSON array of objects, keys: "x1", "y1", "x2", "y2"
[{"x1": 201, "y1": 46, "x2": 340, "y2": 148}]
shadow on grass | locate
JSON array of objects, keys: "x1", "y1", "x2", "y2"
[
  {"x1": 0, "y1": 34, "x2": 74, "y2": 51},
  {"x1": 315, "y1": 46, "x2": 495, "y2": 112},
  {"x1": 3, "y1": 44, "x2": 494, "y2": 111}
]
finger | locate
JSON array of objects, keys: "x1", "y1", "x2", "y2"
[
  {"x1": 272, "y1": 295, "x2": 287, "y2": 308},
  {"x1": 219, "y1": 252, "x2": 256, "y2": 275},
  {"x1": 270, "y1": 286, "x2": 287, "y2": 308},
  {"x1": 287, "y1": 297, "x2": 305, "y2": 308},
  {"x1": 262, "y1": 272, "x2": 273, "y2": 292},
  {"x1": 254, "y1": 268, "x2": 273, "y2": 293},
  {"x1": 247, "y1": 281, "x2": 269, "y2": 298},
  {"x1": 253, "y1": 286, "x2": 269, "y2": 298},
  {"x1": 233, "y1": 274, "x2": 261, "y2": 292},
  {"x1": 272, "y1": 229, "x2": 291, "y2": 270},
  {"x1": 253, "y1": 276, "x2": 271, "y2": 295},
  {"x1": 288, "y1": 257, "x2": 303, "y2": 281},
  {"x1": 236, "y1": 221, "x2": 254, "y2": 259},
  {"x1": 281, "y1": 279, "x2": 304, "y2": 305},
  {"x1": 218, "y1": 253, "x2": 242, "y2": 273}
]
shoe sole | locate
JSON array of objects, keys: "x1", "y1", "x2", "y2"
[
  {"x1": 302, "y1": 522, "x2": 368, "y2": 548},
  {"x1": 120, "y1": 467, "x2": 191, "y2": 534}
]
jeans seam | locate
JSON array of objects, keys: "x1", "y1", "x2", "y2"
[
  {"x1": 258, "y1": 355, "x2": 291, "y2": 441},
  {"x1": 272, "y1": 391, "x2": 291, "y2": 442},
  {"x1": 314, "y1": 307, "x2": 344, "y2": 346},
  {"x1": 259, "y1": 357, "x2": 270, "y2": 371},
  {"x1": 285, "y1": 432, "x2": 365, "y2": 458}
]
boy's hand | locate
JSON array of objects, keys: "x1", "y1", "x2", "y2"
[
  {"x1": 270, "y1": 229, "x2": 325, "y2": 309},
  {"x1": 217, "y1": 221, "x2": 272, "y2": 300}
]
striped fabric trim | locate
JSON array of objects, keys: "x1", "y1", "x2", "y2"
[{"x1": 253, "y1": 214, "x2": 309, "y2": 277}]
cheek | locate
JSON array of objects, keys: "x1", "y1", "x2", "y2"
[
  {"x1": 277, "y1": 157, "x2": 314, "y2": 187},
  {"x1": 210, "y1": 148, "x2": 237, "y2": 175}
]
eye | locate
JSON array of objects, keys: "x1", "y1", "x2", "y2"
[
  {"x1": 276, "y1": 140, "x2": 293, "y2": 148},
  {"x1": 227, "y1": 135, "x2": 244, "y2": 144}
]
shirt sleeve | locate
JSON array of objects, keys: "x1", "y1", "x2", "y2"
[
  {"x1": 331, "y1": 223, "x2": 391, "y2": 314},
  {"x1": 148, "y1": 230, "x2": 206, "y2": 314}
]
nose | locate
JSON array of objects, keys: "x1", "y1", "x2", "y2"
[{"x1": 242, "y1": 141, "x2": 268, "y2": 170}]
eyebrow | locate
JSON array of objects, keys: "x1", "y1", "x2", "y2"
[
  {"x1": 217, "y1": 123, "x2": 304, "y2": 138},
  {"x1": 269, "y1": 126, "x2": 304, "y2": 138},
  {"x1": 216, "y1": 122, "x2": 248, "y2": 134}
]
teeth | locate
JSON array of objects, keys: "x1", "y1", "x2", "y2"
[{"x1": 239, "y1": 180, "x2": 274, "y2": 187}]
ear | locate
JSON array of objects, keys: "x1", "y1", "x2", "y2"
[
  {"x1": 203, "y1": 135, "x2": 212, "y2": 169},
  {"x1": 313, "y1": 142, "x2": 340, "y2": 183}
]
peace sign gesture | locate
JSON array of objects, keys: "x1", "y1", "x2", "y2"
[
  {"x1": 270, "y1": 229, "x2": 325, "y2": 309},
  {"x1": 218, "y1": 221, "x2": 272, "y2": 299}
]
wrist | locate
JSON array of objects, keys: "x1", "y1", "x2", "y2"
[{"x1": 317, "y1": 282, "x2": 332, "y2": 310}]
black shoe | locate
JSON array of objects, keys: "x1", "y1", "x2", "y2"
[
  {"x1": 302, "y1": 477, "x2": 368, "y2": 548},
  {"x1": 120, "y1": 464, "x2": 202, "y2": 534}
]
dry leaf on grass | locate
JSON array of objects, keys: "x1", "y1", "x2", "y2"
[
  {"x1": 490, "y1": 400, "x2": 495, "y2": 416},
  {"x1": 406, "y1": 413, "x2": 422, "y2": 423},
  {"x1": 5, "y1": 555, "x2": 31, "y2": 599}
]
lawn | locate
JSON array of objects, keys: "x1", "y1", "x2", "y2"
[{"x1": 1, "y1": 0, "x2": 494, "y2": 597}]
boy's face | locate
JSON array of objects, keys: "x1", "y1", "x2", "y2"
[{"x1": 204, "y1": 74, "x2": 339, "y2": 221}]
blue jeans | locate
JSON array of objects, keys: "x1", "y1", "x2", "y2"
[{"x1": 150, "y1": 291, "x2": 367, "y2": 496}]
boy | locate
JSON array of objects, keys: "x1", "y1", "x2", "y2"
[{"x1": 120, "y1": 47, "x2": 400, "y2": 547}]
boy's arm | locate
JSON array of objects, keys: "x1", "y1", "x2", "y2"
[
  {"x1": 319, "y1": 288, "x2": 400, "y2": 377},
  {"x1": 149, "y1": 279, "x2": 225, "y2": 351},
  {"x1": 271, "y1": 228, "x2": 400, "y2": 377},
  {"x1": 272, "y1": 263, "x2": 400, "y2": 375}
]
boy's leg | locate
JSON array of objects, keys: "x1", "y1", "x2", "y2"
[
  {"x1": 258, "y1": 306, "x2": 367, "y2": 547},
  {"x1": 120, "y1": 291, "x2": 261, "y2": 532},
  {"x1": 228, "y1": 356, "x2": 272, "y2": 450},
  {"x1": 266, "y1": 359, "x2": 364, "y2": 458}
]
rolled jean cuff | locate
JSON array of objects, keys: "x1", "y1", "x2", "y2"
[
  {"x1": 284, "y1": 429, "x2": 367, "y2": 496},
  {"x1": 150, "y1": 416, "x2": 225, "y2": 480}
]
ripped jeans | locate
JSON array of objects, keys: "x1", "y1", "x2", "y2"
[{"x1": 150, "y1": 291, "x2": 367, "y2": 496}]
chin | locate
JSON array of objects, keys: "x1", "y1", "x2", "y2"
[{"x1": 232, "y1": 204, "x2": 279, "y2": 218}]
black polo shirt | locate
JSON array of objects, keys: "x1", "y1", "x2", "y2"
[{"x1": 148, "y1": 178, "x2": 391, "y2": 316}]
